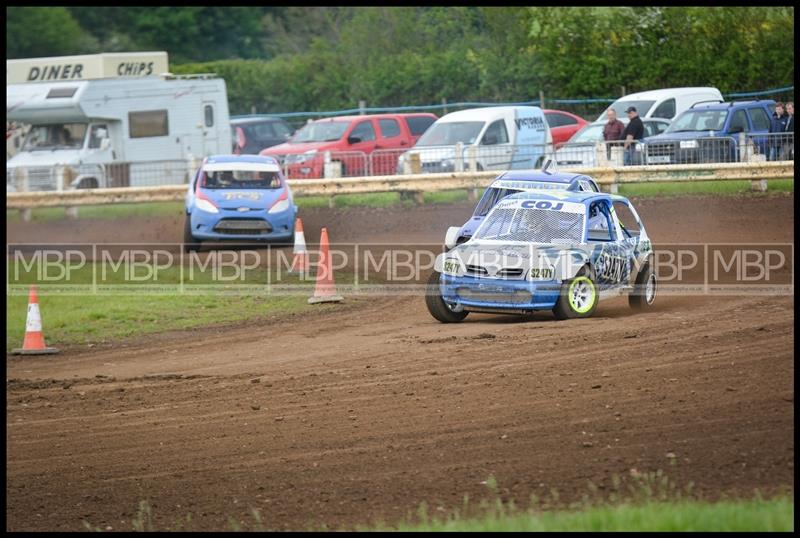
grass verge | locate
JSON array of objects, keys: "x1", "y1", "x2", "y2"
[
  {"x1": 618, "y1": 178, "x2": 793, "y2": 197},
  {"x1": 382, "y1": 497, "x2": 794, "y2": 532},
  {"x1": 7, "y1": 260, "x2": 320, "y2": 351}
]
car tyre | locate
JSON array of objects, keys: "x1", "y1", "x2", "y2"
[
  {"x1": 629, "y1": 262, "x2": 657, "y2": 310},
  {"x1": 425, "y1": 270, "x2": 468, "y2": 323},
  {"x1": 183, "y1": 215, "x2": 201, "y2": 253},
  {"x1": 553, "y1": 265, "x2": 599, "y2": 320}
]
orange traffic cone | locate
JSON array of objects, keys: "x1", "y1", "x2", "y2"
[
  {"x1": 13, "y1": 285, "x2": 59, "y2": 355},
  {"x1": 289, "y1": 217, "x2": 309, "y2": 275},
  {"x1": 308, "y1": 227, "x2": 343, "y2": 304}
]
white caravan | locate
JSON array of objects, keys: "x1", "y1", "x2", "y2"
[
  {"x1": 595, "y1": 87, "x2": 723, "y2": 122},
  {"x1": 6, "y1": 52, "x2": 231, "y2": 191},
  {"x1": 397, "y1": 106, "x2": 553, "y2": 173}
]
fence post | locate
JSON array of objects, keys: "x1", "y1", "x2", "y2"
[
  {"x1": 454, "y1": 142, "x2": 464, "y2": 172},
  {"x1": 442, "y1": 97, "x2": 448, "y2": 115},
  {"x1": 251, "y1": 105, "x2": 256, "y2": 114},
  {"x1": 359, "y1": 100, "x2": 366, "y2": 115},
  {"x1": 620, "y1": 86, "x2": 626, "y2": 96},
  {"x1": 595, "y1": 142, "x2": 609, "y2": 167},
  {"x1": 408, "y1": 153, "x2": 421, "y2": 174},
  {"x1": 539, "y1": 90, "x2": 545, "y2": 109},
  {"x1": 466, "y1": 145, "x2": 478, "y2": 172}
]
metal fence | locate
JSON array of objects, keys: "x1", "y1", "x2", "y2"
[
  {"x1": 5, "y1": 133, "x2": 794, "y2": 192},
  {"x1": 6, "y1": 160, "x2": 194, "y2": 192}
]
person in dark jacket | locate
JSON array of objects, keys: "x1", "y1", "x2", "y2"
[
  {"x1": 780, "y1": 102, "x2": 794, "y2": 160},
  {"x1": 622, "y1": 106, "x2": 644, "y2": 165},
  {"x1": 769, "y1": 102, "x2": 789, "y2": 160}
]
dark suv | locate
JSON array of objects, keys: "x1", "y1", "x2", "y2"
[
  {"x1": 642, "y1": 100, "x2": 776, "y2": 164},
  {"x1": 231, "y1": 116, "x2": 295, "y2": 155}
]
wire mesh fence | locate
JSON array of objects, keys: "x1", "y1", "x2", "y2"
[{"x1": 5, "y1": 133, "x2": 794, "y2": 192}]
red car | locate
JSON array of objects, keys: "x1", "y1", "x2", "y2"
[
  {"x1": 261, "y1": 113, "x2": 437, "y2": 178},
  {"x1": 544, "y1": 109, "x2": 588, "y2": 148}
]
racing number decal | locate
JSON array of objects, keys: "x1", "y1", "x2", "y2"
[{"x1": 598, "y1": 252, "x2": 625, "y2": 283}]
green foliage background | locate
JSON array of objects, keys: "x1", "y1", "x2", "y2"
[{"x1": 6, "y1": 7, "x2": 794, "y2": 116}]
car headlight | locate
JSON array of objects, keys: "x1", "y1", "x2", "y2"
[
  {"x1": 268, "y1": 198, "x2": 290, "y2": 214},
  {"x1": 195, "y1": 198, "x2": 219, "y2": 214},
  {"x1": 288, "y1": 149, "x2": 318, "y2": 164},
  {"x1": 527, "y1": 265, "x2": 555, "y2": 280},
  {"x1": 442, "y1": 258, "x2": 461, "y2": 276},
  {"x1": 680, "y1": 140, "x2": 698, "y2": 149}
]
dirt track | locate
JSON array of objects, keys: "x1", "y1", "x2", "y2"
[{"x1": 6, "y1": 193, "x2": 795, "y2": 531}]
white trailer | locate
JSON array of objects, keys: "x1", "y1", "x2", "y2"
[{"x1": 6, "y1": 52, "x2": 231, "y2": 191}]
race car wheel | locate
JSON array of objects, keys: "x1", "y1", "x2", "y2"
[
  {"x1": 629, "y1": 263, "x2": 657, "y2": 310},
  {"x1": 425, "y1": 270, "x2": 468, "y2": 323},
  {"x1": 183, "y1": 216, "x2": 201, "y2": 253},
  {"x1": 553, "y1": 266, "x2": 598, "y2": 320}
]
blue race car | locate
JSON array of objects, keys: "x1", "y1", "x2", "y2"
[
  {"x1": 426, "y1": 190, "x2": 656, "y2": 322},
  {"x1": 184, "y1": 155, "x2": 297, "y2": 251},
  {"x1": 451, "y1": 167, "x2": 600, "y2": 244}
]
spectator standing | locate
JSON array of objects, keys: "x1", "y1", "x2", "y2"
[
  {"x1": 602, "y1": 109, "x2": 625, "y2": 162},
  {"x1": 781, "y1": 102, "x2": 794, "y2": 160},
  {"x1": 622, "y1": 106, "x2": 644, "y2": 165},
  {"x1": 769, "y1": 102, "x2": 789, "y2": 160}
]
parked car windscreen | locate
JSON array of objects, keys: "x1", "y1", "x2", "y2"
[
  {"x1": 291, "y1": 121, "x2": 350, "y2": 143},
  {"x1": 605, "y1": 100, "x2": 656, "y2": 119},
  {"x1": 666, "y1": 109, "x2": 728, "y2": 133},
  {"x1": 202, "y1": 169, "x2": 282, "y2": 189},
  {"x1": 23, "y1": 123, "x2": 87, "y2": 150},
  {"x1": 415, "y1": 121, "x2": 485, "y2": 146},
  {"x1": 567, "y1": 123, "x2": 605, "y2": 144}
]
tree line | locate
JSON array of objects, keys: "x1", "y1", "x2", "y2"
[{"x1": 7, "y1": 7, "x2": 794, "y2": 117}]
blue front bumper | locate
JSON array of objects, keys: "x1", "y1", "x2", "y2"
[
  {"x1": 190, "y1": 206, "x2": 296, "y2": 242},
  {"x1": 440, "y1": 273, "x2": 562, "y2": 311}
]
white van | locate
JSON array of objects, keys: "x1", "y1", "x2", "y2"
[
  {"x1": 596, "y1": 87, "x2": 723, "y2": 122},
  {"x1": 397, "y1": 106, "x2": 552, "y2": 173},
  {"x1": 6, "y1": 52, "x2": 231, "y2": 191}
]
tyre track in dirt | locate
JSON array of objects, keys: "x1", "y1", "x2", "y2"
[{"x1": 6, "y1": 193, "x2": 794, "y2": 531}]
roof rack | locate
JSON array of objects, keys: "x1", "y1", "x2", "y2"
[{"x1": 161, "y1": 73, "x2": 218, "y2": 80}]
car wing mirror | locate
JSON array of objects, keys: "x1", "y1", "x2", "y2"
[
  {"x1": 100, "y1": 138, "x2": 111, "y2": 151},
  {"x1": 347, "y1": 135, "x2": 362, "y2": 144}
]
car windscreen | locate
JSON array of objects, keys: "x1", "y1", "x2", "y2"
[
  {"x1": 666, "y1": 109, "x2": 728, "y2": 133},
  {"x1": 291, "y1": 121, "x2": 350, "y2": 143},
  {"x1": 567, "y1": 123, "x2": 606, "y2": 144},
  {"x1": 415, "y1": 121, "x2": 485, "y2": 146},
  {"x1": 600, "y1": 100, "x2": 656, "y2": 121},
  {"x1": 474, "y1": 204, "x2": 585, "y2": 243},
  {"x1": 22, "y1": 123, "x2": 87, "y2": 151},
  {"x1": 202, "y1": 169, "x2": 282, "y2": 189}
]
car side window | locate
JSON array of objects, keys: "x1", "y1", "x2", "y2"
[
  {"x1": 612, "y1": 201, "x2": 641, "y2": 237},
  {"x1": 273, "y1": 121, "x2": 293, "y2": 138},
  {"x1": 351, "y1": 120, "x2": 376, "y2": 142},
  {"x1": 546, "y1": 113, "x2": 575, "y2": 127},
  {"x1": 481, "y1": 120, "x2": 509, "y2": 145},
  {"x1": 729, "y1": 109, "x2": 749, "y2": 132},
  {"x1": 379, "y1": 119, "x2": 401, "y2": 138},
  {"x1": 748, "y1": 108, "x2": 771, "y2": 131},
  {"x1": 407, "y1": 116, "x2": 436, "y2": 136},
  {"x1": 587, "y1": 201, "x2": 614, "y2": 242},
  {"x1": 644, "y1": 121, "x2": 668, "y2": 137},
  {"x1": 651, "y1": 98, "x2": 676, "y2": 119}
]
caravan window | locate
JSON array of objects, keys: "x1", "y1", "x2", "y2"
[
  {"x1": 22, "y1": 124, "x2": 87, "y2": 151},
  {"x1": 129, "y1": 110, "x2": 169, "y2": 138},
  {"x1": 204, "y1": 105, "x2": 214, "y2": 128}
]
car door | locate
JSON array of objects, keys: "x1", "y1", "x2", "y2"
[
  {"x1": 478, "y1": 119, "x2": 512, "y2": 171},
  {"x1": 746, "y1": 106, "x2": 773, "y2": 155},
  {"x1": 373, "y1": 117, "x2": 407, "y2": 174},
  {"x1": 587, "y1": 200, "x2": 628, "y2": 291},
  {"x1": 343, "y1": 119, "x2": 377, "y2": 175}
]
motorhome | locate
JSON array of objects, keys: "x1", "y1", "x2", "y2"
[
  {"x1": 397, "y1": 106, "x2": 553, "y2": 174},
  {"x1": 6, "y1": 52, "x2": 231, "y2": 191}
]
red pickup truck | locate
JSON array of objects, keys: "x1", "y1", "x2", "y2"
[{"x1": 261, "y1": 113, "x2": 437, "y2": 178}]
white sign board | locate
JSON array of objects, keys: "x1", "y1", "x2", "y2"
[{"x1": 6, "y1": 51, "x2": 169, "y2": 84}]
